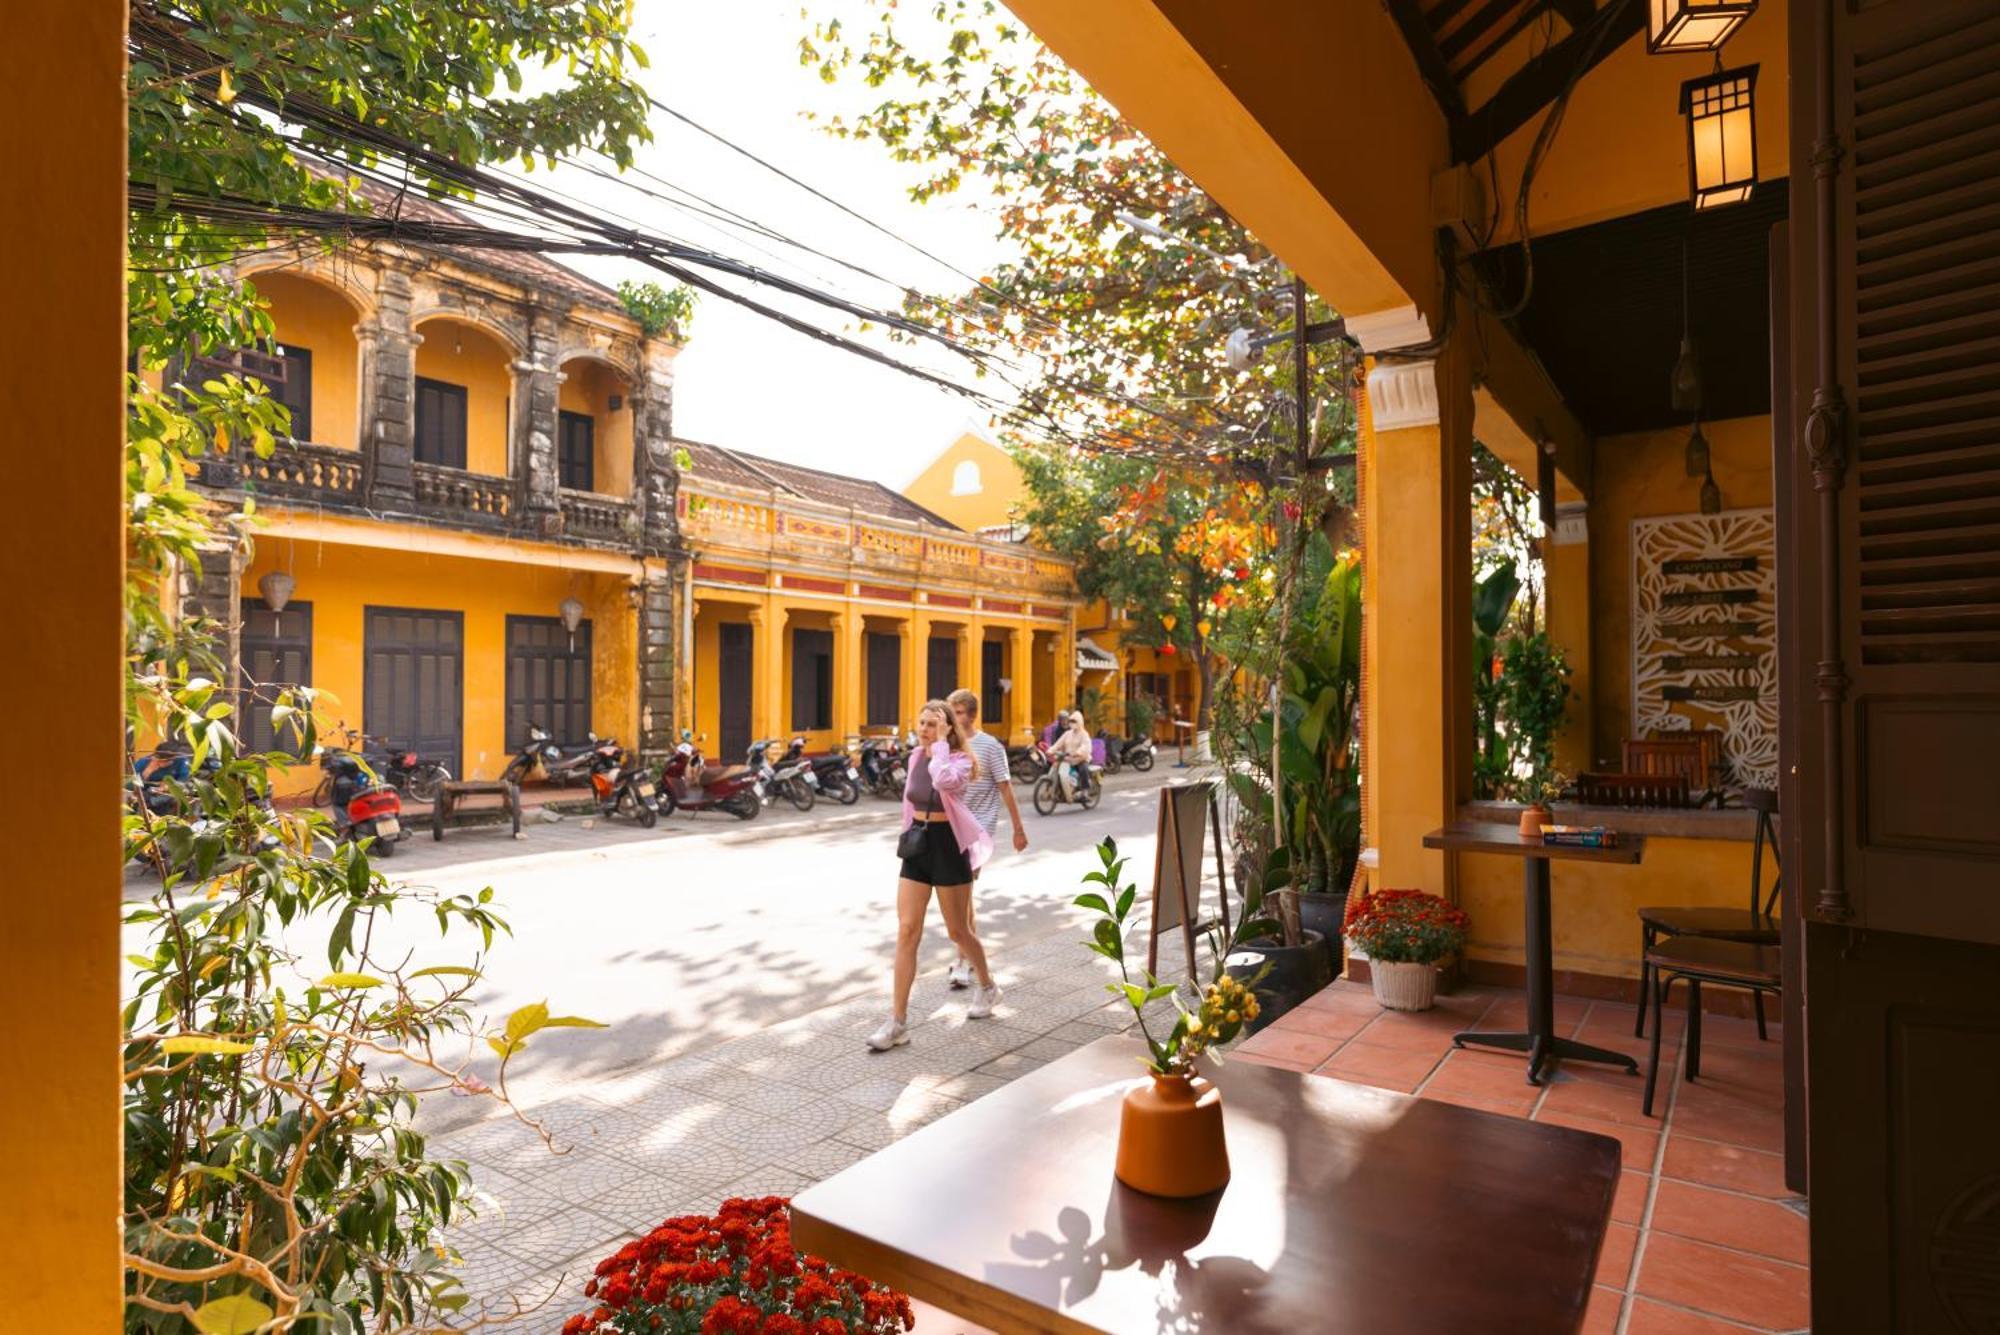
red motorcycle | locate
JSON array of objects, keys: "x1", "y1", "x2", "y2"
[
  {"x1": 656, "y1": 738, "x2": 764, "y2": 820},
  {"x1": 318, "y1": 745, "x2": 404, "y2": 857}
]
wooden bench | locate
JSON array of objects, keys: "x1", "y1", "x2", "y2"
[
  {"x1": 429, "y1": 779, "x2": 522, "y2": 841},
  {"x1": 1577, "y1": 771, "x2": 1694, "y2": 808}
]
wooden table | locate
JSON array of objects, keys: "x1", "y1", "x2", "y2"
[
  {"x1": 791, "y1": 1035, "x2": 1620, "y2": 1334},
  {"x1": 1423, "y1": 821, "x2": 1646, "y2": 1084}
]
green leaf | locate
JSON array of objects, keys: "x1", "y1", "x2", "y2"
[
  {"x1": 317, "y1": 972, "x2": 385, "y2": 989},
  {"x1": 1114, "y1": 884, "x2": 1136, "y2": 920},
  {"x1": 1072, "y1": 892, "x2": 1111, "y2": 916},
  {"x1": 193, "y1": 1295, "x2": 273, "y2": 1335},
  {"x1": 161, "y1": 1034, "x2": 254, "y2": 1056}
]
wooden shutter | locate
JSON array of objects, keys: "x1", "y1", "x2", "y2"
[
  {"x1": 1825, "y1": 0, "x2": 2000, "y2": 943},
  {"x1": 792, "y1": 628, "x2": 833, "y2": 732},
  {"x1": 559, "y1": 410, "x2": 595, "y2": 491},
  {"x1": 866, "y1": 632, "x2": 901, "y2": 726},
  {"x1": 415, "y1": 378, "x2": 468, "y2": 468}
]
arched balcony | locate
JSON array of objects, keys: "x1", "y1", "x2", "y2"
[
  {"x1": 557, "y1": 355, "x2": 637, "y2": 499},
  {"x1": 247, "y1": 269, "x2": 363, "y2": 450},
  {"x1": 412, "y1": 315, "x2": 517, "y2": 479}
]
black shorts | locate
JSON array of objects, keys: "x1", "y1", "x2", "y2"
[{"x1": 899, "y1": 820, "x2": 974, "y2": 886}]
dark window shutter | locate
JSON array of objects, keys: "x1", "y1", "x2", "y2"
[
  {"x1": 559, "y1": 410, "x2": 595, "y2": 491},
  {"x1": 415, "y1": 378, "x2": 468, "y2": 468},
  {"x1": 792, "y1": 629, "x2": 834, "y2": 731},
  {"x1": 866, "y1": 633, "x2": 901, "y2": 727},
  {"x1": 926, "y1": 636, "x2": 959, "y2": 701}
]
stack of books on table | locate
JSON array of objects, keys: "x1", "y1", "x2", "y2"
[{"x1": 1541, "y1": 825, "x2": 1620, "y2": 849}]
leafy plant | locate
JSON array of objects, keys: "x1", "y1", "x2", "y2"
[
  {"x1": 1496, "y1": 632, "x2": 1572, "y2": 804},
  {"x1": 1345, "y1": 890, "x2": 1471, "y2": 966},
  {"x1": 1472, "y1": 559, "x2": 1522, "y2": 800},
  {"x1": 616, "y1": 280, "x2": 697, "y2": 340},
  {"x1": 1075, "y1": 837, "x2": 1274, "y2": 1076},
  {"x1": 1124, "y1": 693, "x2": 1158, "y2": 740}
]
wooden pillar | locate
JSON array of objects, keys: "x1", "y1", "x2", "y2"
[{"x1": 1545, "y1": 501, "x2": 1596, "y2": 776}]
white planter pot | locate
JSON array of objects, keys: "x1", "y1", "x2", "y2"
[{"x1": 1370, "y1": 959, "x2": 1438, "y2": 1012}]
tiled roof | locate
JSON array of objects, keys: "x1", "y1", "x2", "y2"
[{"x1": 678, "y1": 440, "x2": 962, "y2": 531}]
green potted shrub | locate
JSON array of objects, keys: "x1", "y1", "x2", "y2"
[{"x1": 1346, "y1": 890, "x2": 1472, "y2": 1012}]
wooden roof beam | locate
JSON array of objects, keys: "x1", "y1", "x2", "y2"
[{"x1": 1452, "y1": 0, "x2": 1645, "y2": 163}]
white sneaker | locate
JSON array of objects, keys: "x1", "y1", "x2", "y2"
[
  {"x1": 967, "y1": 984, "x2": 1003, "y2": 1020},
  {"x1": 865, "y1": 1016, "x2": 909, "y2": 1052},
  {"x1": 947, "y1": 960, "x2": 974, "y2": 990}
]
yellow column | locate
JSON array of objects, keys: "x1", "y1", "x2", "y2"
[
  {"x1": 750, "y1": 604, "x2": 786, "y2": 745},
  {"x1": 904, "y1": 607, "x2": 930, "y2": 722},
  {"x1": 832, "y1": 611, "x2": 863, "y2": 741},
  {"x1": 1007, "y1": 624, "x2": 1033, "y2": 740},
  {"x1": 1359, "y1": 333, "x2": 1475, "y2": 899},
  {"x1": 1, "y1": 0, "x2": 123, "y2": 1322},
  {"x1": 1545, "y1": 501, "x2": 1596, "y2": 776},
  {"x1": 895, "y1": 617, "x2": 917, "y2": 730}
]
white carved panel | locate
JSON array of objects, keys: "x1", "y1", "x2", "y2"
[{"x1": 1631, "y1": 508, "x2": 1778, "y2": 791}]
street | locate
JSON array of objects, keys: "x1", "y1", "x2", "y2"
[{"x1": 373, "y1": 767, "x2": 1201, "y2": 1322}]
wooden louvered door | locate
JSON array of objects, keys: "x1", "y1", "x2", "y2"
[{"x1": 1789, "y1": 3, "x2": 2000, "y2": 1329}]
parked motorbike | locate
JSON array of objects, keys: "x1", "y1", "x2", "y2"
[
  {"x1": 542, "y1": 736, "x2": 600, "y2": 788},
  {"x1": 365, "y1": 735, "x2": 451, "y2": 803},
  {"x1": 810, "y1": 747, "x2": 863, "y2": 805},
  {"x1": 1119, "y1": 734, "x2": 1157, "y2": 772},
  {"x1": 1008, "y1": 737, "x2": 1052, "y2": 783},
  {"x1": 857, "y1": 734, "x2": 907, "y2": 798},
  {"x1": 657, "y1": 738, "x2": 764, "y2": 820},
  {"x1": 1032, "y1": 759, "x2": 1102, "y2": 815},
  {"x1": 585, "y1": 736, "x2": 660, "y2": 828},
  {"x1": 1094, "y1": 730, "x2": 1123, "y2": 776},
  {"x1": 126, "y1": 747, "x2": 280, "y2": 873},
  {"x1": 500, "y1": 723, "x2": 564, "y2": 786},
  {"x1": 319, "y1": 745, "x2": 404, "y2": 856},
  {"x1": 755, "y1": 737, "x2": 820, "y2": 812}
]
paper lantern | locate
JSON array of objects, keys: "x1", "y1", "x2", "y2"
[
  {"x1": 1681, "y1": 66, "x2": 1759, "y2": 211},
  {"x1": 1647, "y1": 0, "x2": 1756, "y2": 55}
]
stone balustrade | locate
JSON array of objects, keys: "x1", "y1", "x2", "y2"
[
  {"x1": 413, "y1": 462, "x2": 515, "y2": 525},
  {"x1": 241, "y1": 441, "x2": 364, "y2": 504}
]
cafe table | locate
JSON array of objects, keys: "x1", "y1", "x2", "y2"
[
  {"x1": 1422, "y1": 821, "x2": 1647, "y2": 1085},
  {"x1": 790, "y1": 1034, "x2": 1620, "y2": 1334}
]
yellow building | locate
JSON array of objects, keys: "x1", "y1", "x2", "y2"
[
  {"x1": 182, "y1": 194, "x2": 688, "y2": 793},
  {"x1": 898, "y1": 426, "x2": 1027, "y2": 536},
  {"x1": 678, "y1": 440, "x2": 1079, "y2": 760}
]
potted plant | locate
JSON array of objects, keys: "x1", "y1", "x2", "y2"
[
  {"x1": 564, "y1": 1196, "x2": 914, "y2": 1334},
  {"x1": 1514, "y1": 769, "x2": 1566, "y2": 838},
  {"x1": 1075, "y1": 837, "x2": 1272, "y2": 1198},
  {"x1": 1345, "y1": 889, "x2": 1471, "y2": 1012}
]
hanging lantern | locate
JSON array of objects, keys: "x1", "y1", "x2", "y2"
[
  {"x1": 257, "y1": 570, "x2": 295, "y2": 615},
  {"x1": 1700, "y1": 470, "x2": 1723, "y2": 515},
  {"x1": 1681, "y1": 66, "x2": 1760, "y2": 211},
  {"x1": 1647, "y1": 0, "x2": 1757, "y2": 54},
  {"x1": 559, "y1": 595, "x2": 586, "y2": 651},
  {"x1": 1196, "y1": 618, "x2": 1213, "y2": 640},
  {"x1": 1671, "y1": 334, "x2": 1704, "y2": 413},
  {"x1": 1160, "y1": 613, "x2": 1177, "y2": 633},
  {"x1": 1685, "y1": 422, "x2": 1711, "y2": 478}
]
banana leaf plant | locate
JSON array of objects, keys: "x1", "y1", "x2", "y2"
[{"x1": 1472, "y1": 559, "x2": 1522, "y2": 800}]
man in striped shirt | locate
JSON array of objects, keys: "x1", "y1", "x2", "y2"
[{"x1": 947, "y1": 688, "x2": 1029, "y2": 989}]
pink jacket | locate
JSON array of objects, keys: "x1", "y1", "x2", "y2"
[{"x1": 902, "y1": 740, "x2": 993, "y2": 872}]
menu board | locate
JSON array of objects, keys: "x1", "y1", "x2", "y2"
[{"x1": 1631, "y1": 509, "x2": 1777, "y2": 789}]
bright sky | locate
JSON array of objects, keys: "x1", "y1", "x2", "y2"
[{"x1": 543, "y1": 0, "x2": 1018, "y2": 489}]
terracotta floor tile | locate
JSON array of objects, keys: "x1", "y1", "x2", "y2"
[
  {"x1": 1231, "y1": 1050, "x2": 1316, "y2": 1073},
  {"x1": 1296, "y1": 983, "x2": 1381, "y2": 1016},
  {"x1": 1635, "y1": 1232, "x2": 1810, "y2": 1331},
  {"x1": 1581, "y1": 1284, "x2": 1627, "y2": 1334},
  {"x1": 1348, "y1": 1011, "x2": 1463, "y2": 1056},
  {"x1": 1612, "y1": 1169, "x2": 1654, "y2": 1226},
  {"x1": 1268, "y1": 1003, "x2": 1372, "y2": 1042},
  {"x1": 1648, "y1": 1180, "x2": 1809, "y2": 1265},
  {"x1": 1236, "y1": 1025, "x2": 1344, "y2": 1068},
  {"x1": 1537, "y1": 1067, "x2": 1655, "y2": 1128},
  {"x1": 1668, "y1": 1090, "x2": 1784, "y2": 1154},
  {"x1": 910, "y1": 1294, "x2": 996, "y2": 1334},
  {"x1": 1316, "y1": 1039, "x2": 1442, "y2": 1093},
  {"x1": 1694, "y1": 1013, "x2": 1784, "y2": 1052},
  {"x1": 1535, "y1": 1109, "x2": 1662, "y2": 1172},
  {"x1": 1418, "y1": 1051, "x2": 1542, "y2": 1115},
  {"x1": 1419, "y1": 1086, "x2": 1539, "y2": 1119},
  {"x1": 1661, "y1": 1136, "x2": 1791, "y2": 1200},
  {"x1": 1596, "y1": 1221, "x2": 1640, "y2": 1287},
  {"x1": 1624, "y1": 1297, "x2": 1764, "y2": 1334}
]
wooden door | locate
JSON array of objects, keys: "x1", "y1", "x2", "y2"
[
  {"x1": 981, "y1": 640, "x2": 1005, "y2": 727},
  {"x1": 505, "y1": 614, "x2": 592, "y2": 751},
  {"x1": 237, "y1": 599, "x2": 311, "y2": 756},
  {"x1": 718, "y1": 622, "x2": 753, "y2": 759},
  {"x1": 926, "y1": 636, "x2": 959, "y2": 702},
  {"x1": 363, "y1": 607, "x2": 462, "y2": 776},
  {"x1": 1786, "y1": 5, "x2": 2000, "y2": 1329},
  {"x1": 866, "y1": 632, "x2": 901, "y2": 727},
  {"x1": 792, "y1": 628, "x2": 834, "y2": 732}
]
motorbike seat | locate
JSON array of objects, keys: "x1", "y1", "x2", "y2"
[{"x1": 694, "y1": 763, "x2": 752, "y2": 788}]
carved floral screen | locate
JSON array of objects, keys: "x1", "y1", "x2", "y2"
[{"x1": 1631, "y1": 508, "x2": 1778, "y2": 790}]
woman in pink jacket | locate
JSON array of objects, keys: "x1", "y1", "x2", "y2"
[{"x1": 867, "y1": 699, "x2": 1000, "y2": 1051}]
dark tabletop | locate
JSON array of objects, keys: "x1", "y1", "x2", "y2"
[
  {"x1": 790, "y1": 1035, "x2": 1621, "y2": 1334},
  {"x1": 1424, "y1": 821, "x2": 1646, "y2": 864}
]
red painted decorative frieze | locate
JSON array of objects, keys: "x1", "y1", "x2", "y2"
[
  {"x1": 858, "y1": 583, "x2": 914, "y2": 602},
  {"x1": 779, "y1": 513, "x2": 851, "y2": 544},
  {"x1": 694, "y1": 563, "x2": 767, "y2": 587},
  {"x1": 782, "y1": 574, "x2": 844, "y2": 595},
  {"x1": 927, "y1": 592, "x2": 973, "y2": 609},
  {"x1": 984, "y1": 599, "x2": 1023, "y2": 615}
]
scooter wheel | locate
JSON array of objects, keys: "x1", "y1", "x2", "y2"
[
  {"x1": 371, "y1": 830, "x2": 397, "y2": 859},
  {"x1": 636, "y1": 799, "x2": 658, "y2": 829},
  {"x1": 787, "y1": 777, "x2": 816, "y2": 812},
  {"x1": 730, "y1": 793, "x2": 761, "y2": 821},
  {"x1": 836, "y1": 775, "x2": 861, "y2": 806},
  {"x1": 1132, "y1": 750, "x2": 1155, "y2": 772},
  {"x1": 1033, "y1": 776, "x2": 1057, "y2": 816},
  {"x1": 1081, "y1": 779, "x2": 1101, "y2": 810}
]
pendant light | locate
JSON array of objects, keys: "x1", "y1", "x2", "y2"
[
  {"x1": 1685, "y1": 421, "x2": 1711, "y2": 478},
  {"x1": 1647, "y1": 0, "x2": 1758, "y2": 55},
  {"x1": 1700, "y1": 469, "x2": 1723, "y2": 515},
  {"x1": 1681, "y1": 64, "x2": 1760, "y2": 211}
]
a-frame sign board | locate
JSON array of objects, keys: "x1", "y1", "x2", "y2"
[{"x1": 1146, "y1": 779, "x2": 1234, "y2": 984}]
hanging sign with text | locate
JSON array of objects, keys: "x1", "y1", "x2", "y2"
[{"x1": 1631, "y1": 509, "x2": 1777, "y2": 789}]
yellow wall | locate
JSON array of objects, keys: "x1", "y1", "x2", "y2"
[
  {"x1": 902, "y1": 432, "x2": 1026, "y2": 533},
  {"x1": 414, "y1": 317, "x2": 513, "y2": 477},
  {"x1": 1587, "y1": 414, "x2": 1774, "y2": 766},
  {"x1": 558, "y1": 357, "x2": 636, "y2": 498},
  {"x1": 242, "y1": 538, "x2": 637, "y2": 793},
  {"x1": 0, "y1": 0, "x2": 124, "y2": 1321},
  {"x1": 254, "y1": 269, "x2": 362, "y2": 450}
]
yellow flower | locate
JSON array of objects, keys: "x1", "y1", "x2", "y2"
[{"x1": 1226, "y1": 1010, "x2": 1240, "y2": 1024}]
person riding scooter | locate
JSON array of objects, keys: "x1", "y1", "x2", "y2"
[{"x1": 1049, "y1": 710, "x2": 1094, "y2": 803}]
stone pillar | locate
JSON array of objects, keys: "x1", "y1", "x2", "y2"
[
  {"x1": 895, "y1": 618, "x2": 917, "y2": 732},
  {"x1": 360, "y1": 269, "x2": 416, "y2": 509},
  {"x1": 636, "y1": 572, "x2": 678, "y2": 764},
  {"x1": 832, "y1": 611, "x2": 863, "y2": 741},
  {"x1": 1546, "y1": 501, "x2": 1596, "y2": 776},
  {"x1": 1358, "y1": 322, "x2": 1475, "y2": 901},
  {"x1": 517, "y1": 308, "x2": 563, "y2": 536},
  {"x1": 181, "y1": 545, "x2": 243, "y2": 697},
  {"x1": 636, "y1": 340, "x2": 682, "y2": 557}
]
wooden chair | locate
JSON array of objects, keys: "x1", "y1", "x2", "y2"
[
  {"x1": 1576, "y1": 771, "x2": 1693, "y2": 808},
  {"x1": 1634, "y1": 788, "x2": 1781, "y2": 1038},
  {"x1": 1623, "y1": 737, "x2": 1712, "y2": 803},
  {"x1": 1646, "y1": 727, "x2": 1725, "y2": 790},
  {"x1": 1642, "y1": 935, "x2": 1784, "y2": 1117}
]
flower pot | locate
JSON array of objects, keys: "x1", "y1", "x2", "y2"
[
  {"x1": 1518, "y1": 804, "x2": 1552, "y2": 838},
  {"x1": 1226, "y1": 928, "x2": 1334, "y2": 1033},
  {"x1": 1115, "y1": 1071, "x2": 1229, "y2": 1198},
  {"x1": 1297, "y1": 892, "x2": 1348, "y2": 979},
  {"x1": 1370, "y1": 959, "x2": 1439, "y2": 1012}
]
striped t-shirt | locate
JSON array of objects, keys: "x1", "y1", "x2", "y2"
[{"x1": 961, "y1": 730, "x2": 1011, "y2": 835}]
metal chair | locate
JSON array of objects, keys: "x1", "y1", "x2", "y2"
[
  {"x1": 1642, "y1": 935, "x2": 1784, "y2": 1118},
  {"x1": 1633, "y1": 788, "x2": 1781, "y2": 1038}
]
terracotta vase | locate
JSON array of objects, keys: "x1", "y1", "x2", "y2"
[
  {"x1": 1115, "y1": 1071, "x2": 1229, "y2": 1198},
  {"x1": 1518, "y1": 803, "x2": 1552, "y2": 838}
]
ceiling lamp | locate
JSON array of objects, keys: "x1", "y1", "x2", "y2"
[
  {"x1": 1648, "y1": 0, "x2": 1757, "y2": 54},
  {"x1": 1685, "y1": 421, "x2": 1711, "y2": 478},
  {"x1": 1681, "y1": 66, "x2": 1760, "y2": 211}
]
